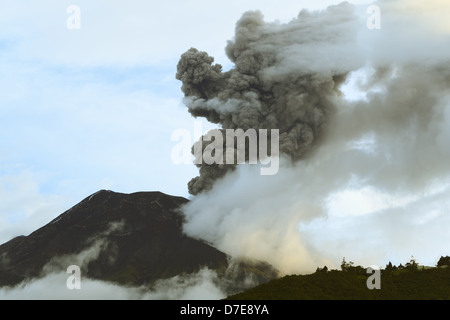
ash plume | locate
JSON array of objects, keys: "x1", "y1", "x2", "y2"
[
  {"x1": 176, "y1": 3, "x2": 360, "y2": 194},
  {"x1": 178, "y1": 0, "x2": 450, "y2": 274}
]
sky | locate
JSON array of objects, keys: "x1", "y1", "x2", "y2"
[
  {"x1": 0, "y1": 0, "x2": 369, "y2": 244},
  {"x1": 0, "y1": 0, "x2": 449, "y2": 274}
]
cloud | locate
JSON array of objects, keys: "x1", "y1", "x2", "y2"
[
  {"x1": 180, "y1": 0, "x2": 450, "y2": 274},
  {"x1": 0, "y1": 0, "x2": 377, "y2": 67},
  {"x1": 176, "y1": 2, "x2": 362, "y2": 194},
  {"x1": 0, "y1": 58, "x2": 199, "y2": 210},
  {"x1": 0, "y1": 267, "x2": 230, "y2": 300},
  {"x1": 0, "y1": 232, "x2": 261, "y2": 300},
  {"x1": 0, "y1": 219, "x2": 226, "y2": 299},
  {"x1": 301, "y1": 183, "x2": 450, "y2": 267},
  {"x1": 0, "y1": 171, "x2": 69, "y2": 244}
]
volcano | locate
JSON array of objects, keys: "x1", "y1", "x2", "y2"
[{"x1": 0, "y1": 190, "x2": 277, "y2": 290}]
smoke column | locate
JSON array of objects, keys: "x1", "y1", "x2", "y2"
[
  {"x1": 177, "y1": 0, "x2": 450, "y2": 274},
  {"x1": 176, "y1": 3, "x2": 361, "y2": 194}
]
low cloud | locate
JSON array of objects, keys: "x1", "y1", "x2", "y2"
[
  {"x1": 0, "y1": 220, "x2": 265, "y2": 300},
  {"x1": 0, "y1": 268, "x2": 228, "y2": 300}
]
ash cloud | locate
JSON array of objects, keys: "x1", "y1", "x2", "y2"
[
  {"x1": 179, "y1": 0, "x2": 450, "y2": 273},
  {"x1": 176, "y1": 3, "x2": 360, "y2": 194}
]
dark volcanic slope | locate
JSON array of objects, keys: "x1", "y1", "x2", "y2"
[{"x1": 0, "y1": 190, "x2": 230, "y2": 287}]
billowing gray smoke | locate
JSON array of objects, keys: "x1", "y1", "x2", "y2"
[
  {"x1": 176, "y1": 4, "x2": 359, "y2": 194},
  {"x1": 177, "y1": 0, "x2": 450, "y2": 274}
]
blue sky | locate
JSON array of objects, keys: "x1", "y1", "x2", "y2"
[{"x1": 1, "y1": 0, "x2": 449, "y2": 269}]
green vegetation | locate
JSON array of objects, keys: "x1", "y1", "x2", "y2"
[{"x1": 226, "y1": 256, "x2": 450, "y2": 300}]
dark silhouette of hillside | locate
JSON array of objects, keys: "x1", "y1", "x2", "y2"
[{"x1": 226, "y1": 257, "x2": 450, "y2": 300}]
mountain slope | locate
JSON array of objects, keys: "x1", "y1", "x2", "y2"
[
  {"x1": 226, "y1": 265, "x2": 450, "y2": 300},
  {"x1": 0, "y1": 190, "x2": 276, "y2": 290}
]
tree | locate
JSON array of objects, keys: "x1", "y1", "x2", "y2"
[
  {"x1": 315, "y1": 266, "x2": 328, "y2": 273},
  {"x1": 340, "y1": 258, "x2": 365, "y2": 274},
  {"x1": 385, "y1": 261, "x2": 396, "y2": 272},
  {"x1": 341, "y1": 257, "x2": 354, "y2": 271},
  {"x1": 437, "y1": 256, "x2": 450, "y2": 267},
  {"x1": 405, "y1": 256, "x2": 418, "y2": 271}
]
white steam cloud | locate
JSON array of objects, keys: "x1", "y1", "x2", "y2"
[{"x1": 0, "y1": 268, "x2": 227, "y2": 300}]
